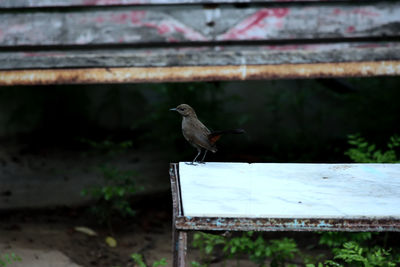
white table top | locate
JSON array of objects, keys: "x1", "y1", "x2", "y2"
[{"x1": 179, "y1": 163, "x2": 400, "y2": 219}]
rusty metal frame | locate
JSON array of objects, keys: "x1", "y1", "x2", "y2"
[
  {"x1": 1, "y1": 60, "x2": 400, "y2": 86},
  {"x1": 175, "y1": 216, "x2": 400, "y2": 232},
  {"x1": 170, "y1": 163, "x2": 187, "y2": 267},
  {"x1": 169, "y1": 163, "x2": 400, "y2": 266}
]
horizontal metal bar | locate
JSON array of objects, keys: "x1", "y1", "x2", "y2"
[
  {"x1": 176, "y1": 216, "x2": 400, "y2": 232},
  {"x1": 1, "y1": 61, "x2": 400, "y2": 85}
]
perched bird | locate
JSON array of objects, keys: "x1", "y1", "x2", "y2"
[{"x1": 170, "y1": 104, "x2": 245, "y2": 164}]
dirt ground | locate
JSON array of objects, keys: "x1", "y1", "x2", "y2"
[
  {"x1": 0, "y1": 202, "x2": 331, "y2": 267},
  {"x1": 0, "y1": 190, "x2": 180, "y2": 267},
  {"x1": 0, "y1": 193, "x2": 258, "y2": 267},
  {"x1": 4, "y1": 201, "x2": 399, "y2": 267}
]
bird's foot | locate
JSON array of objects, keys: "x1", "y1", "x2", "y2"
[
  {"x1": 197, "y1": 161, "x2": 206, "y2": 164},
  {"x1": 185, "y1": 162, "x2": 198, "y2": 166}
]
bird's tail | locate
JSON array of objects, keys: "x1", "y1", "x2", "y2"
[{"x1": 208, "y1": 128, "x2": 245, "y2": 144}]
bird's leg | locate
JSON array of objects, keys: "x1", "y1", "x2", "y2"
[
  {"x1": 186, "y1": 149, "x2": 201, "y2": 165},
  {"x1": 199, "y1": 150, "x2": 208, "y2": 164}
]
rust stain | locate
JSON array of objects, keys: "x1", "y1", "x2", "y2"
[
  {"x1": 175, "y1": 216, "x2": 400, "y2": 232},
  {"x1": 1, "y1": 61, "x2": 400, "y2": 86}
]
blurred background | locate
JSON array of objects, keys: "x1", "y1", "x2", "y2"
[
  {"x1": 2, "y1": 0, "x2": 400, "y2": 265},
  {"x1": 1, "y1": 78, "x2": 400, "y2": 267}
]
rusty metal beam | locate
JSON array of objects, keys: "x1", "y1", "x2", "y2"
[
  {"x1": 175, "y1": 216, "x2": 400, "y2": 232},
  {"x1": 1, "y1": 61, "x2": 400, "y2": 86}
]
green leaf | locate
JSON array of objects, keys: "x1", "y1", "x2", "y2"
[
  {"x1": 205, "y1": 245, "x2": 213, "y2": 254},
  {"x1": 131, "y1": 253, "x2": 146, "y2": 267},
  {"x1": 152, "y1": 257, "x2": 167, "y2": 267}
]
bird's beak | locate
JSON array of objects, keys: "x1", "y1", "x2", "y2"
[{"x1": 169, "y1": 108, "x2": 177, "y2": 111}]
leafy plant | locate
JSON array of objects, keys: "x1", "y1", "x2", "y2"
[
  {"x1": 80, "y1": 138, "x2": 143, "y2": 229},
  {"x1": 345, "y1": 134, "x2": 400, "y2": 163},
  {"x1": 0, "y1": 253, "x2": 21, "y2": 267},
  {"x1": 192, "y1": 232, "x2": 226, "y2": 265},
  {"x1": 319, "y1": 232, "x2": 373, "y2": 248},
  {"x1": 81, "y1": 164, "x2": 143, "y2": 226},
  {"x1": 192, "y1": 231, "x2": 299, "y2": 267},
  {"x1": 308, "y1": 134, "x2": 400, "y2": 266},
  {"x1": 131, "y1": 253, "x2": 167, "y2": 267},
  {"x1": 191, "y1": 261, "x2": 208, "y2": 267},
  {"x1": 307, "y1": 241, "x2": 400, "y2": 267}
]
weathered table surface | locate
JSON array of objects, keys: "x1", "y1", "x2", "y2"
[
  {"x1": 170, "y1": 162, "x2": 400, "y2": 266},
  {"x1": 179, "y1": 162, "x2": 400, "y2": 218},
  {"x1": 171, "y1": 162, "x2": 400, "y2": 232}
]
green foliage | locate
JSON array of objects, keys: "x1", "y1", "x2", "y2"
[
  {"x1": 308, "y1": 242, "x2": 400, "y2": 267},
  {"x1": 0, "y1": 253, "x2": 21, "y2": 267},
  {"x1": 313, "y1": 133, "x2": 400, "y2": 267},
  {"x1": 345, "y1": 134, "x2": 400, "y2": 163},
  {"x1": 265, "y1": 238, "x2": 299, "y2": 267},
  {"x1": 319, "y1": 232, "x2": 373, "y2": 248},
  {"x1": 81, "y1": 164, "x2": 143, "y2": 224},
  {"x1": 190, "y1": 261, "x2": 208, "y2": 267},
  {"x1": 332, "y1": 241, "x2": 398, "y2": 267},
  {"x1": 130, "y1": 253, "x2": 167, "y2": 267},
  {"x1": 192, "y1": 231, "x2": 298, "y2": 267},
  {"x1": 80, "y1": 139, "x2": 143, "y2": 227}
]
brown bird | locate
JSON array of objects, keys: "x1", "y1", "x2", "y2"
[{"x1": 170, "y1": 104, "x2": 245, "y2": 165}]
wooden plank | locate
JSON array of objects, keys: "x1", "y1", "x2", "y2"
[
  {"x1": 0, "y1": 0, "x2": 365, "y2": 8},
  {"x1": 1, "y1": 43, "x2": 399, "y2": 69},
  {"x1": 178, "y1": 163, "x2": 400, "y2": 219},
  {"x1": 1, "y1": 3, "x2": 399, "y2": 46}
]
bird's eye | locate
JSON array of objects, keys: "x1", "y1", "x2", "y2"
[{"x1": 179, "y1": 108, "x2": 184, "y2": 111}]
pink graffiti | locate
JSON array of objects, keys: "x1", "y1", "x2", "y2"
[
  {"x1": 167, "y1": 37, "x2": 179, "y2": 42},
  {"x1": 333, "y1": 8, "x2": 342, "y2": 15},
  {"x1": 83, "y1": 0, "x2": 144, "y2": 5},
  {"x1": 218, "y1": 8, "x2": 289, "y2": 40},
  {"x1": 351, "y1": 8, "x2": 379, "y2": 17},
  {"x1": 130, "y1": 11, "x2": 146, "y2": 24},
  {"x1": 110, "y1": 13, "x2": 129, "y2": 23},
  {"x1": 142, "y1": 20, "x2": 206, "y2": 41},
  {"x1": 143, "y1": 22, "x2": 166, "y2": 34},
  {"x1": 346, "y1": 26, "x2": 355, "y2": 33},
  {"x1": 95, "y1": 16, "x2": 105, "y2": 23},
  {"x1": 332, "y1": 7, "x2": 379, "y2": 17},
  {"x1": 171, "y1": 23, "x2": 207, "y2": 41}
]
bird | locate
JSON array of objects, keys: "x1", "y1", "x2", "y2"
[{"x1": 170, "y1": 104, "x2": 245, "y2": 165}]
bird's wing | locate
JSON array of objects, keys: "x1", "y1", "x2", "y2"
[{"x1": 183, "y1": 119, "x2": 216, "y2": 151}]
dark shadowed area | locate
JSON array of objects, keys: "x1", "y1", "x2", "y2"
[{"x1": 1, "y1": 78, "x2": 400, "y2": 266}]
